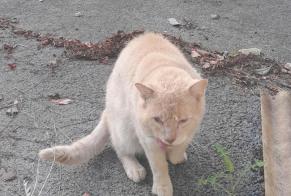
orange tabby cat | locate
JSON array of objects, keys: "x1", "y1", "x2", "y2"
[{"x1": 39, "y1": 32, "x2": 208, "y2": 196}]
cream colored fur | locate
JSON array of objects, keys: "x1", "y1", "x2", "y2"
[
  {"x1": 39, "y1": 33, "x2": 208, "y2": 196},
  {"x1": 261, "y1": 91, "x2": 291, "y2": 196}
]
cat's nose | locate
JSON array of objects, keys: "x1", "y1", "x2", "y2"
[{"x1": 164, "y1": 128, "x2": 176, "y2": 144}]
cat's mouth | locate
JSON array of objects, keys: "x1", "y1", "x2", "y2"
[{"x1": 156, "y1": 138, "x2": 172, "y2": 150}]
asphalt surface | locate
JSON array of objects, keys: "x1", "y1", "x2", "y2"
[{"x1": 1, "y1": 0, "x2": 290, "y2": 195}]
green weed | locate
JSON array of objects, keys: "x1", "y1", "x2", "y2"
[{"x1": 197, "y1": 144, "x2": 264, "y2": 196}]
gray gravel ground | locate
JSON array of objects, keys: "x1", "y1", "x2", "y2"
[{"x1": 1, "y1": 0, "x2": 290, "y2": 195}]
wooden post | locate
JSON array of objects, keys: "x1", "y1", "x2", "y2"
[{"x1": 261, "y1": 91, "x2": 291, "y2": 196}]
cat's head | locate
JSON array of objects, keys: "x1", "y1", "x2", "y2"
[{"x1": 135, "y1": 79, "x2": 207, "y2": 147}]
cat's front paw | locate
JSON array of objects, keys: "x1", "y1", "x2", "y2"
[
  {"x1": 152, "y1": 181, "x2": 173, "y2": 196},
  {"x1": 168, "y1": 152, "x2": 187, "y2": 165},
  {"x1": 125, "y1": 164, "x2": 146, "y2": 183}
]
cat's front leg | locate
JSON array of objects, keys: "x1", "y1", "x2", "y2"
[
  {"x1": 167, "y1": 143, "x2": 188, "y2": 165},
  {"x1": 142, "y1": 140, "x2": 173, "y2": 196}
]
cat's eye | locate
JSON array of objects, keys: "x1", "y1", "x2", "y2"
[
  {"x1": 179, "y1": 119, "x2": 188, "y2": 124},
  {"x1": 153, "y1": 117, "x2": 163, "y2": 125}
]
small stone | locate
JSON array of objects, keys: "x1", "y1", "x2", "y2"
[
  {"x1": 6, "y1": 106, "x2": 18, "y2": 116},
  {"x1": 39, "y1": 0, "x2": 44, "y2": 2},
  {"x1": 284, "y1": 63, "x2": 291, "y2": 70},
  {"x1": 74, "y1": 12, "x2": 83, "y2": 17},
  {"x1": 239, "y1": 48, "x2": 261, "y2": 55},
  {"x1": 6, "y1": 100, "x2": 19, "y2": 117},
  {"x1": 168, "y1": 18, "x2": 181, "y2": 26},
  {"x1": 2, "y1": 169, "x2": 17, "y2": 182},
  {"x1": 210, "y1": 14, "x2": 220, "y2": 20}
]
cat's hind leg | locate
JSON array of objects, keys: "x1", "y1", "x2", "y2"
[{"x1": 108, "y1": 114, "x2": 146, "y2": 182}]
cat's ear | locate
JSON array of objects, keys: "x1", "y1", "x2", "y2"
[
  {"x1": 189, "y1": 79, "x2": 208, "y2": 100},
  {"x1": 135, "y1": 83, "x2": 155, "y2": 100}
]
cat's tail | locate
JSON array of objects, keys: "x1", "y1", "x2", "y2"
[{"x1": 39, "y1": 111, "x2": 110, "y2": 165}]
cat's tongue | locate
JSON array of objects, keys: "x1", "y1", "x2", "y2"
[{"x1": 156, "y1": 139, "x2": 167, "y2": 150}]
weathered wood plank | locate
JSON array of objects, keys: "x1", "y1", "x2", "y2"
[{"x1": 261, "y1": 91, "x2": 291, "y2": 196}]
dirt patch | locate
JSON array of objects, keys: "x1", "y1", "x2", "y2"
[{"x1": 1, "y1": 17, "x2": 197, "y2": 62}]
